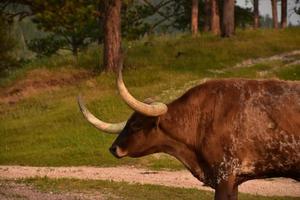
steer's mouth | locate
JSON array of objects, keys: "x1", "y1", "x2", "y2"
[{"x1": 109, "y1": 145, "x2": 128, "y2": 159}]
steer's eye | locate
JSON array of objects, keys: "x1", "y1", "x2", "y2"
[
  {"x1": 131, "y1": 125, "x2": 140, "y2": 131},
  {"x1": 130, "y1": 121, "x2": 141, "y2": 131}
]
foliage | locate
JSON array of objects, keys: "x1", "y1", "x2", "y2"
[
  {"x1": 171, "y1": 0, "x2": 204, "y2": 31},
  {"x1": 28, "y1": 0, "x2": 103, "y2": 56},
  {"x1": 295, "y1": 0, "x2": 300, "y2": 17},
  {"x1": 260, "y1": 14, "x2": 273, "y2": 28},
  {"x1": 235, "y1": 5, "x2": 252, "y2": 28},
  {"x1": 122, "y1": 2, "x2": 153, "y2": 40},
  {"x1": 0, "y1": 16, "x2": 19, "y2": 76},
  {"x1": 27, "y1": 35, "x2": 67, "y2": 57},
  {"x1": 0, "y1": 0, "x2": 32, "y2": 23}
]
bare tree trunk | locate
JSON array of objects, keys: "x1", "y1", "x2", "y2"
[
  {"x1": 103, "y1": 0, "x2": 122, "y2": 73},
  {"x1": 191, "y1": 0, "x2": 199, "y2": 36},
  {"x1": 281, "y1": 0, "x2": 287, "y2": 28},
  {"x1": 253, "y1": 0, "x2": 259, "y2": 28},
  {"x1": 97, "y1": 2, "x2": 103, "y2": 45},
  {"x1": 203, "y1": 0, "x2": 210, "y2": 32},
  {"x1": 71, "y1": 36, "x2": 78, "y2": 57},
  {"x1": 271, "y1": 0, "x2": 278, "y2": 29},
  {"x1": 221, "y1": 0, "x2": 235, "y2": 37},
  {"x1": 210, "y1": 0, "x2": 220, "y2": 35}
]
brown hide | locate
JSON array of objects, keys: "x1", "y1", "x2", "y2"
[{"x1": 160, "y1": 79, "x2": 300, "y2": 187}]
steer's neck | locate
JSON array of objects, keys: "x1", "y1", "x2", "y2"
[
  {"x1": 157, "y1": 93, "x2": 211, "y2": 182},
  {"x1": 160, "y1": 102, "x2": 203, "y2": 149},
  {"x1": 159, "y1": 132, "x2": 205, "y2": 182}
]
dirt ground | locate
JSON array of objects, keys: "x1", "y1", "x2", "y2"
[
  {"x1": 0, "y1": 181, "x2": 107, "y2": 200},
  {"x1": 1, "y1": 166, "x2": 299, "y2": 198}
]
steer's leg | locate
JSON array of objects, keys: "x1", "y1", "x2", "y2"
[
  {"x1": 214, "y1": 176, "x2": 237, "y2": 200},
  {"x1": 229, "y1": 185, "x2": 238, "y2": 200}
]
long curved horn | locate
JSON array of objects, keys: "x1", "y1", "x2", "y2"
[
  {"x1": 117, "y1": 68, "x2": 168, "y2": 116},
  {"x1": 78, "y1": 95, "x2": 126, "y2": 134}
]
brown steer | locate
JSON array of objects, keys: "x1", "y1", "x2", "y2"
[{"x1": 78, "y1": 68, "x2": 300, "y2": 200}]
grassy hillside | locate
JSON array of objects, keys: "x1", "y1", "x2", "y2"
[{"x1": 0, "y1": 28, "x2": 300, "y2": 169}]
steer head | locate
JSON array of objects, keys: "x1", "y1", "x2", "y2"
[
  {"x1": 110, "y1": 113, "x2": 164, "y2": 158},
  {"x1": 78, "y1": 67, "x2": 168, "y2": 159}
]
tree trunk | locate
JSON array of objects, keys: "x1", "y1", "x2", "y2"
[
  {"x1": 253, "y1": 0, "x2": 259, "y2": 28},
  {"x1": 271, "y1": 0, "x2": 278, "y2": 29},
  {"x1": 281, "y1": 0, "x2": 287, "y2": 28},
  {"x1": 71, "y1": 36, "x2": 78, "y2": 57},
  {"x1": 221, "y1": 0, "x2": 235, "y2": 37},
  {"x1": 97, "y1": 2, "x2": 103, "y2": 45},
  {"x1": 191, "y1": 0, "x2": 199, "y2": 36},
  {"x1": 72, "y1": 47, "x2": 78, "y2": 57},
  {"x1": 103, "y1": 0, "x2": 122, "y2": 73},
  {"x1": 210, "y1": 0, "x2": 220, "y2": 35},
  {"x1": 203, "y1": 0, "x2": 210, "y2": 32}
]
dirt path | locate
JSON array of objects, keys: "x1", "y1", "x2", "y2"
[
  {"x1": 1, "y1": 166, "x2": 299, "y2": 197},
  {"x1": 231, "y1": 50, "x2": 300, "y2": 69},
  {"x1": 0, "y1": 181, "x2": 106, "y2": 200}
]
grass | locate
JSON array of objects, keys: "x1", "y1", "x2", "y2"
[
  {"x1": 275, "y1": 65, "x2": 300, "y2": 80},
  {"x1": 9, "y1": 177, "x2": 297, "y2": 200},
  {"x1": 2, "y1": 28, "x2": 300, "y2": 87},
  {"x1": 0, "y1": 28, "x2": 300, "y2": 169}
]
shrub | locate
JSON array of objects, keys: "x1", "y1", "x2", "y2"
[
  {"x1": 27, "y1": 35, "x2": 67, "y2": 58},
  {"x1": 0, "y1": 16, "x2": 19, "y2": 76}
]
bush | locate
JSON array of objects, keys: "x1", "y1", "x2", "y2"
[
  {"x1": 0, "y1": 16, "x2": 19, "y2": 76},
  {"x1": 27, "y1": 35, "x2": 67, "y2": 58}
]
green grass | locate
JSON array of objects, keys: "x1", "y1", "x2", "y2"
[
  {"x1": 0, "y1": 69, "x2": 195, "y2": 168},
  {"x1": 0, "y1": 28, "x2": 300, "y2": 168},
  {"x1": 2, "y1": 28, "x2": 300, "y2": 87},
  {"x1": 11, "y1": 178, "x2": 297, "y2": 200},
  {"x1": 276, "y1": 65, "x2": 300, "y2": 80}
]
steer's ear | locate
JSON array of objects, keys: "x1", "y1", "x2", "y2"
[{"x1": 154, "y1": 116, "x2": 161, "y2": 129}]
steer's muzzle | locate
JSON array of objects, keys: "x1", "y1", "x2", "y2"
[
  {"x1": 109, "y1": 145, "x2": 127, "y2": 159},
  {"x1": 109, "y1": 145, "x2": 119, "y2": 158}
]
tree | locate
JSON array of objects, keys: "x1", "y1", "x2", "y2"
[
  {"x1": 295, "y1": 0, "x2": 300, "y2": 16},
  {"x1": 0, "y1": 15, "x2": 18, "y2": 76},
  {"x1": 139, "y1": 0, "x2": 253, "y2": 35},
  {"x1": 253, "y1": 0, "x2": 259, "y2": 28},
  {"x1": 27, "y1": 35, "x2": 67, "y2": 57},
  {"x1": 32, "y1": 1, "x2": 102, "y2": 56},
  {"x1": 210, "y1": 0, "x2": 220, "y2": 35},
  {"x1": 235, "y1": 5, "x2": 253, "y2": 28},
  {"x1": 121, "y1": 2, "x2": 152, "y2": 39},
  {"x1": 222, "y1": 0, "x2": 235, "y2": 37},
  {"x1": 260, "y1": 14, "x2": 273, "y2": 28},
  {"x1": 191, "y1": 0, "x2": 199, "y2": 35},
  {"x1": 0, "y1": 0, "x2": 33, "y2": 23},
  {"x1": 203, "y1": 0, "x2": 210, "y2": 32},
  {"x1": 171, "y1": 0, "x2": 204, "y2": 32},
  {"x1": 2, "y1": 0, "x2": 103, "y2": 56},
  {"x1": 281, "y1": 0, "x2": 287, "y2": 28},
  {"x1": 103, "y1": 0, "x2": 122, "y2": 73},
  {"x1": 271, "y1": 0, "x2": 278, "y2": 28}
]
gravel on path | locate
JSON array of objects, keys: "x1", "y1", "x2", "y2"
[{"x1": 1, "y1": 166, "x2": 299, "y2": 197}]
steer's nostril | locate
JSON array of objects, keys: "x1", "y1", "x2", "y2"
[{"x1": 109, "y1": 145, "x2": 117, "y2": 154}]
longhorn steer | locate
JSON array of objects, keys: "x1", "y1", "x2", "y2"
[{"x1": 78, "y1": 69, "x2": 300, "y2": 200}]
